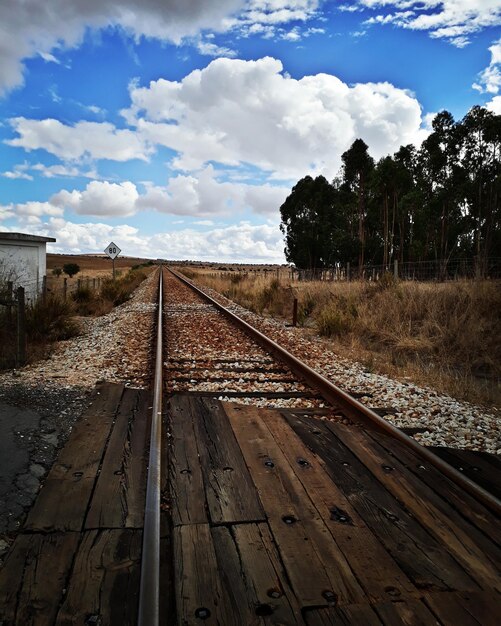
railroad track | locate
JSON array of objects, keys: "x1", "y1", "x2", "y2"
[
  {"x1": 140, "y1": 267, "x2": 501, "y2": 625},
  {"x1": 1, "y1": 265, "x2": 500, "y2": 625}
]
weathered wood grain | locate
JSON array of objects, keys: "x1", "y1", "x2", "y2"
[
  {"x1": 328, "y1": 421, "x2": 501, "y2": 592},
  {"x1": 224, "y1": 402, "x2": 365, "y2": 607},
  {"x1": 212, "y1": 523, "x2": 303, "y2": 624},
  {"x1": 261, "y1": 408, "x2": 416, "y2": 601},
  {"x1": 55, "y1": 529, "x2": 142, "y2": 626},
  {"x1": 174, "y1": 524, "x2": 234, "y2": 625},
  {"x1": 424, "y1": 591, "x2": 501, "y2": 626},
  {"x1": 282, "y1": 411, "x2": 479, "y2": 592},
  {"x1": 25, "y1": 383, "x2": 124, "y2": 531},
  {"x1": 85, "y1": 388, "x2": 151, "y2": 529},
  {"x1": 168, "y1": 395, "x2": 209, "y2": 526},
  {"x1": 0, "y1": 532, "x2": 80, "y2": 626},
  {"x1": 193, "y1": 397, "x2": 266, "y2": 524}
]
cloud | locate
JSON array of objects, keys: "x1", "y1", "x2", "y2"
[
  {"x1": 126, "y1": 56, "x2": 424, "y2": 178},
  {"x1": 51, "y1": 181, "x2": 139, "y2": 217},
  {"x1": 137, "y1": 165, "x2": 289, "y2": 217},
  {"x1": 31, "y1": 163, "x2": 100, "y2": 179},
  {"x1": 360, "y1": 1, "x2": 501, "y2": 46},
  {"x1": 1, "y1": 201, "x2": 64, "y2": 227},
  {"x1": 2, "y1": 170, "x2": 33, "y2": 181},
  {"x1": 30, "y1": 166, "x2": 288, "y2": 220},
  {"x1": 6, "y1": 118, "x2": 152, "y2": 162},
  {"x1": 0, "y1": 0, "x2": 324, "y2": 93},
  {"x1": 473, "y1": 37, "x2": 501, "y2": 94},
  {"x1": 21, "y1": 217, "x2": 286, "y2": 262},
  {"x1": 485, "y1": 94, "x2": 501, "y2": 113},
  {"x1": 196, "y1": 38, "x2": 237, "y2": 57}
]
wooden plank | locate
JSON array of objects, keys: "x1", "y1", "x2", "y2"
[
  {"x1": 424, "y1": 591, "x2": 501, "y2": 626},
  {"x1": 327, "y1": 422, "x2": 501, "y2": 592},
  {"x1": 374, "y1": 598, "x2": 440, "y2": 625},
  {"x1": 192, "y1": 397, "x2": 265, "y2": 524},
  {"x1": 370, "y1": 428, "x2": 500, "y2": 544},
  {"x1": 223, "y1": 403, "x2": 365, "y2": 607},
  {"x1": 281, "y1": 412, "x2": 478, "y2": 593},
  {"x1": 305, "y1": 605, "x2": 383, "y2": 625},
  {"x1": 25, "y1": 383, "x2": 124, "y2": 531},
  {"x1": 169, "y1": 395, "x2": 209, "y2": 526},
  {"x1": 212, "y1": 523, "x2": 303, "y2": 624},
  {"x1": 260, "y1": 408, "x2": 416, "y2": 601},
  {"x1": 174, "y1": 524, "x2": 234, "y2": 625},
  {"x1": 0, "y1": 533, "x2": 80, "y2": 626},
  {"x1": 85, "y1": 389, "x2": 151, "y2": 529},
  {"x1": 429, "y1": 447, "x2": 501, "y2": 501},
  {"x1": 55, "y1": 529, "x2": 142, "y2": 626}
]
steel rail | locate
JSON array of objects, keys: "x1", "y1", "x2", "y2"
[
  {"x1": 169, "y1": 267, "x2": 501, "y2": 518},
  {"x1": 138, "y1": 266, "x2": 163, "y2": 626}
]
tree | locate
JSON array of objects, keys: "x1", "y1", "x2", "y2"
[
  {"x1": 341, "y1": 139, "x2": 375, "y2": 270},
  {"x1": 63, "y1": 263, "x2": 80, "y2": 278},
  {"x1": 280, "y1": 175, "x2": 343, "y2": 270},
  {"x1": 52, "y1": 267, "x2": 62, "y2": 278}
]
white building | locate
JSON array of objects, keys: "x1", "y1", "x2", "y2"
[{"x1": 0, "y1": 232, "x2": 56, "y2": 302}]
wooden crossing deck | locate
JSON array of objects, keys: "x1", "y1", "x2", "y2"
[{"x1": 1, "y1": 386, "x2": 500, "y2": 625}]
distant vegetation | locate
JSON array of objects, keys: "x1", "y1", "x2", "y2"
[{"x1": 281, "y1": 106, "x2": 501, "y2": 273}]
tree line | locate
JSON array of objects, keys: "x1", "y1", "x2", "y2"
[{"x1": 280, "y1": 105, "x2": 501, "y2": 272}]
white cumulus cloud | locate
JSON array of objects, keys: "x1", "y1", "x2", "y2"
[
  {"x1": 7, "y1": 118, "x2": 152, "y2": 162},
  {"x1": 137, "y1": 165, "x2": 288, "y2": 217},
  {"x1": 51, "y1": 180, "x2": 139, "y2": 217},
  {"x1": 125, "y1": 56, "x2": 424, "y2": 178}
]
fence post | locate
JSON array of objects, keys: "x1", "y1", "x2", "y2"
[
  {"x1": 93, "y1": 278, "x2": 96, "y2": 290},
  {"x1": 292, "y1": 298, "x2": 298, "y2": 327},
  {"x1": 346, "y1": 262, "x2": 350, "y2": 282},
  {"x1": 394, "y1": 259, "x2": 399, "y2": 280},
  {"x1": 63, "y1": 278, "x2": 68, "y2": 301},
  {"x1": 16, "y1": 286, "x2": 26, "y2": 366},
  {"x1": 42, "y1": 275, "x2": 47, "y2": 303},
  {"x1": 7, "y1": 281, "x2": 13, "y2": 324}
]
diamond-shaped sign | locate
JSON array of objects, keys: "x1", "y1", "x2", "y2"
[{"x1": 105, "y1": 242, "x2": 121, "y2": 260}]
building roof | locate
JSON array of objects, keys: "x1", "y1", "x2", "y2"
[{"x1": 0, "y1": 232, "x2": 56, "y2": 243}]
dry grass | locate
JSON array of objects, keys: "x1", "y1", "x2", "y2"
[{"x1": 188, "y1": 266, "x2": 501, "y2": 407}]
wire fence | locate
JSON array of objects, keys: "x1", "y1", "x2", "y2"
[{"x1": 289, "y1": 258, "x2": 501, "y2": 282}]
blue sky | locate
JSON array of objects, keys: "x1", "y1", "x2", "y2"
[{"x1": 1, "y1": 1, "x2": 500, "y2": 262}]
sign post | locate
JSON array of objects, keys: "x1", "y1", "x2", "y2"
[{"x1": 104, "y1": 242, "x2": 121, "y2": 279}]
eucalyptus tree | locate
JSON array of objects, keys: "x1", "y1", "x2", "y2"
[{"x1": 341, "y1": 139, "x2": 375, "y2": 270}]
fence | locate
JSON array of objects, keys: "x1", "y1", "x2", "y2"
[
  {"x1": 0, "y1": 275, "x2": 103, "y2": 368},
  {"x1": 290, "y1": 257, "x2": 501, "y2": 282},
  {"x1": 0, "y1": 282, "x2": 27, "y2": 367}
]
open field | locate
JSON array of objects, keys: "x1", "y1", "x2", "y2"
[
  {"x1": 185, "y1": 266, "x2": 501, "y2": 408},
  {"x1": 46, "y1": 254, "x2": 155, "y2": 294}
]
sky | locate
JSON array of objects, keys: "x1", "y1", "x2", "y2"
[{"x1": 1, "y1": 1, "x2": 500, "y2": 263}]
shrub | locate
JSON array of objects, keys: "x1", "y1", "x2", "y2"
[
  {"x1": 25, "y1": 294, "x2": 80, "y2": 343},
  {"x1": 63, "y1": 263, "x2": 80, "y2": 278}
]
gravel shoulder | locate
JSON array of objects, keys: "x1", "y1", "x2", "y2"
[{"x1": 0, "y1": 270, "x2": 158, "y2": 561}]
